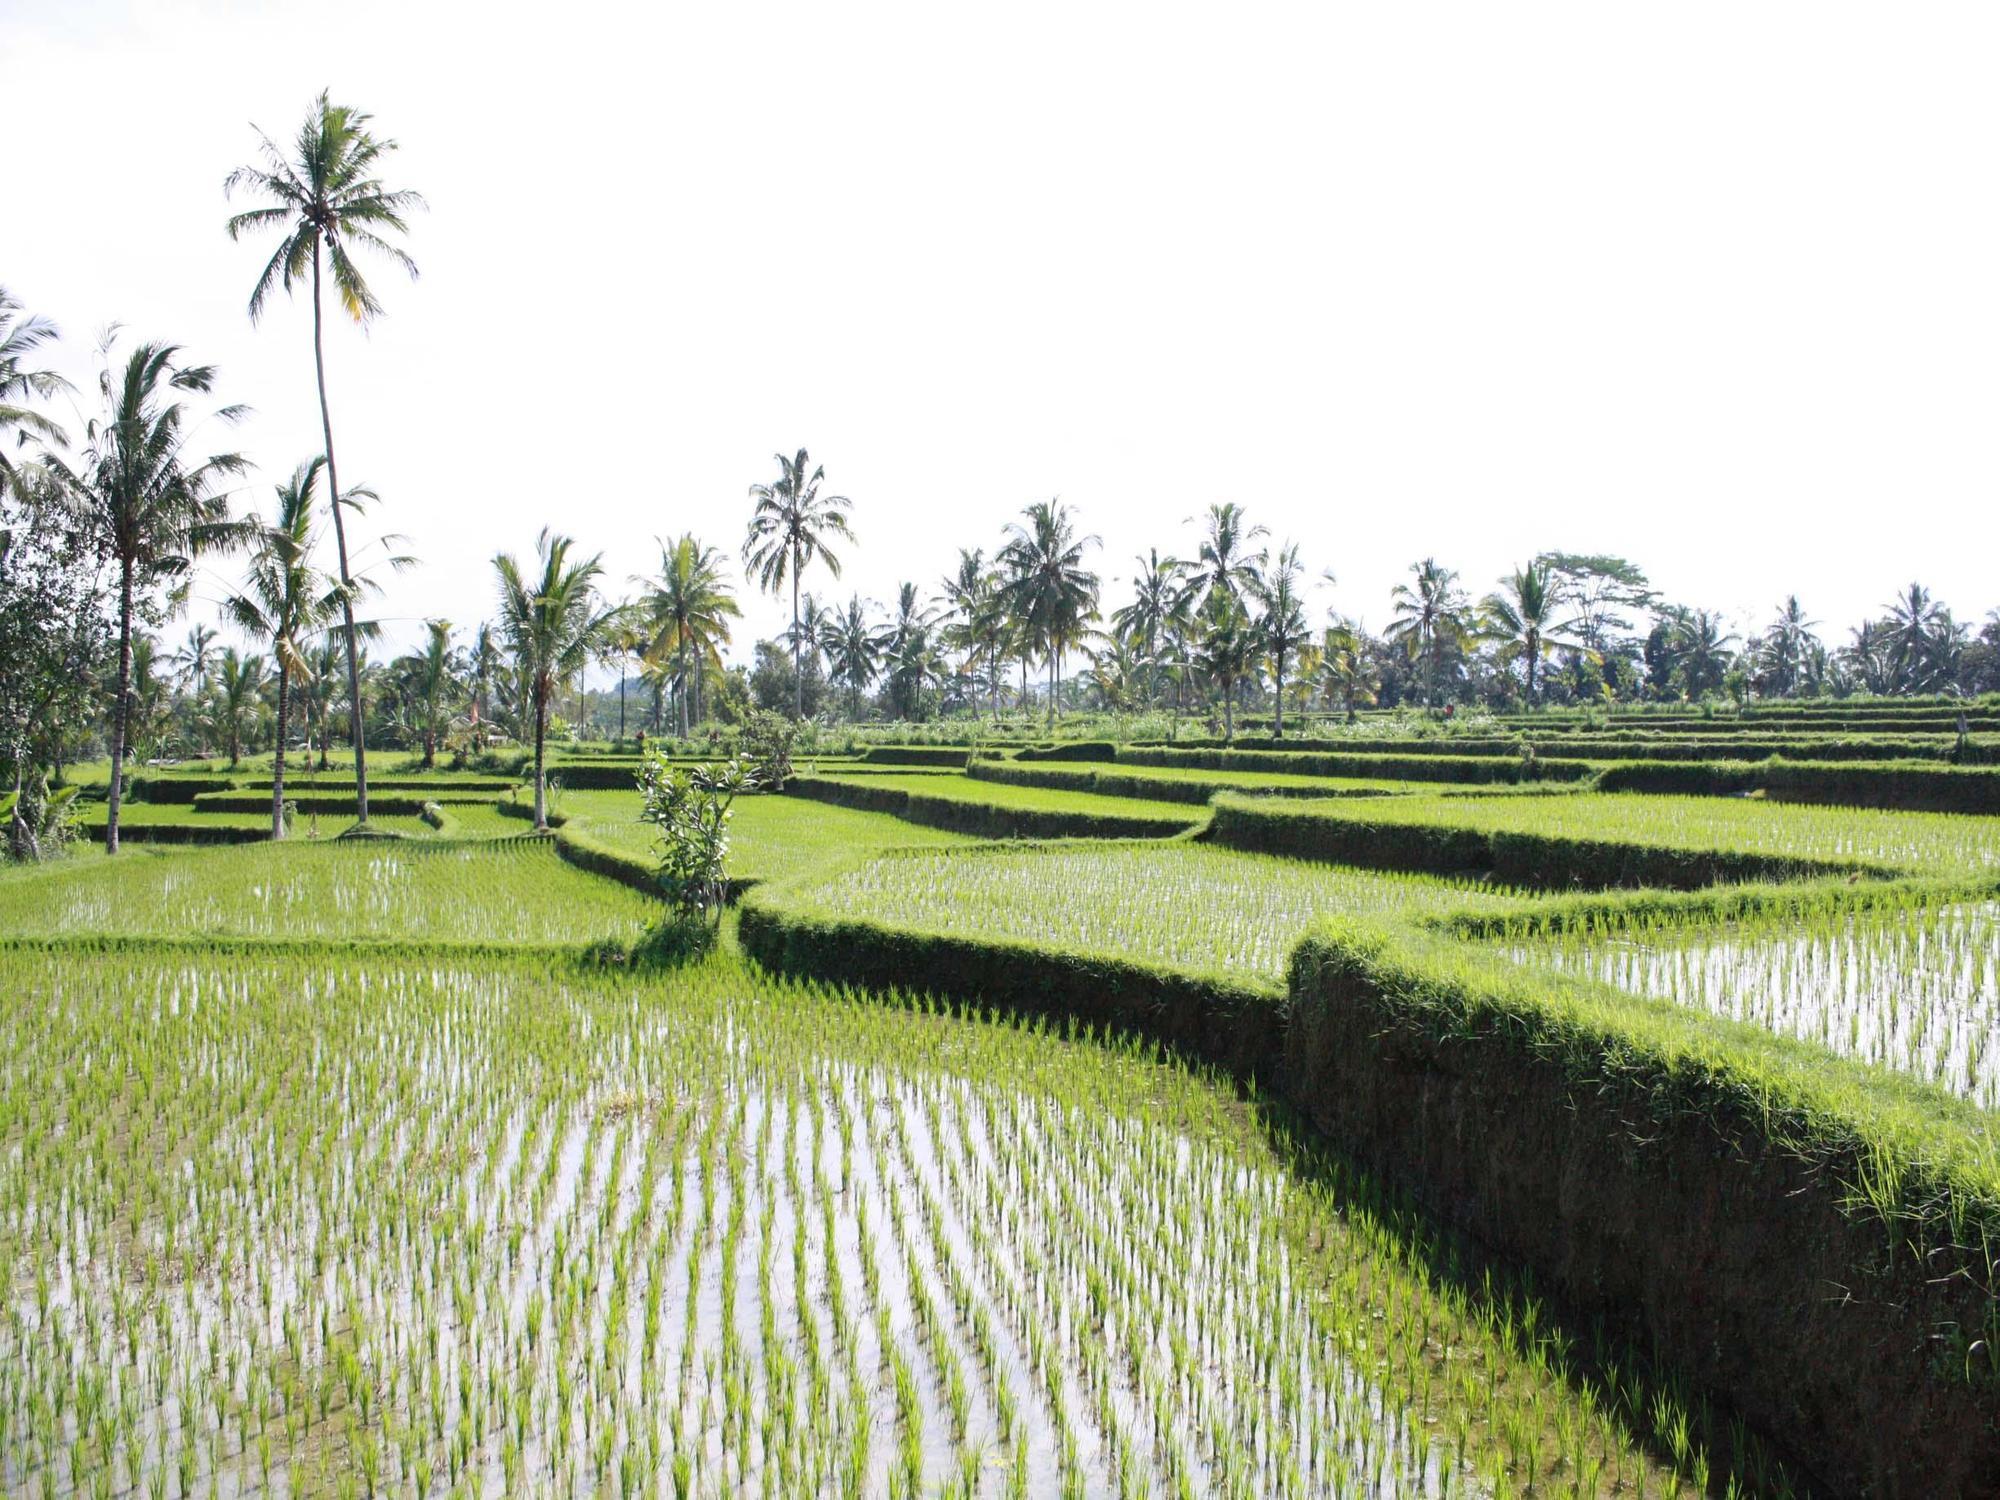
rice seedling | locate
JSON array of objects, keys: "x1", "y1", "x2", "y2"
[
  {"x1": 1514, "y1": 896, "x2": 2000, "y2": 1109},
  {"x1": 1254, "y1": 790, "x2": 2000, "y2": 875},
  {"x1": 800, "y1": 842, "x2": 1528, "y2": 978},
  {"x1": 0, "y1": 839, "x2": 658, "y2": 945},
  {"x1": 0, "y1": 946, "x2": 1693, "y2": 1496}
]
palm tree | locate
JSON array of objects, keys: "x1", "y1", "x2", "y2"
[
  {"x1": 399, "y1": 620, "x2": 461, "y2": 768},
  {"x1": 1883, "y1": 582, "x2": 1946, "y2": 692},
  {"x1": 639, "y1": 534, "x2": 740, "y2": 736},
  {"x1": 226, "y1": 92, "x2": 423, "y2": 824},
  {"x1": 1387, "y1": 558, "x2": 1471, "y2": 707},
  {"x1": 493, "y1": 530, "x2": 611, "y2": 828},
  {"x1": 42, "y1": 339, "x2": 248, "y2": 852},
  {"x1": 997, "y1": 500, "x2": 1100, "y2": 728},
  {"x1": 1194, "y1": 592, "x2": 1257, "y2": 740},
  {"x1": 1250, "y1": 543, "x2": 1312, "y2": 736},
  {"x1": 743, "y1": 449, "x2": 854, "y2": 719},
  {"x1": 0, "y1": 287, "x2": 68, "y2": 477},
  {"x1": 209, "y1": 649, "x2": 268, "y2": 768},
  {"x1": 1481, "y1": 561, "x2": 1571, "y2": 706},
  {"x1": 1317, "y1": 619, "x2": 1378, "y2": 723},
  {"x1": 882, "y1": 583, "x2": 943, "y2": 720},
  {"x1": 1111, "y1": 549, "x2": 1188, "y2": 712},
  {"x1": 820, "y1": 595, "x2": 886, "y2": 719},
  {"x1": 1188, "y1": 503, "x2": 1267, "y2": 610},
  {"x1": 221, "y1": 459, "x2": 366, "y2": 836},
  {"x1": 170, "y1": 624, "x2": 220, "y2": 698},
  {"x1": 1668, "y1": 608, "x2": 1738, "y2": 698},
  {"x1": 468, "y1": 622, "x2": 503, "y2": 738},
  {"x1": 1757, "y1": 596, "x2": 1820, "y2": 698},
  {"x1": 939, "y1": 550, "x2": 992, "y2": 708}
]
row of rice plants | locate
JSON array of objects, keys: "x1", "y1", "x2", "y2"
[
  {"x1": 0, "y1": 947, "x2": 1699, "y2": 1497},
  {"x1": 809, "y1": 772, "x2": 1202, "y2": 827},
  {"x1": 799, "y1": 843, "x2": 1528, "y2": 979},
  {"x1": 1507, "y1": 894, "x2": 2000, "y2": 1110},
  {"x1": 1230, "y1": 791, "x2": 2000, "y2": 876},
  {"x1": 0, "y1": 840, "x2": 657, "y2": 945}
]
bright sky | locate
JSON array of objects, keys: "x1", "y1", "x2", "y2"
[{"x1": 6, "y1": 1, "x2": 1996, "y2": 670}]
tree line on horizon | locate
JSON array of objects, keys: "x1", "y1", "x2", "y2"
[{"x1": 5, "y1": 94, "x2": 2000, "y2": 857}]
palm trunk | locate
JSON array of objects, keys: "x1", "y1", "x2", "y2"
[
  {"x1": 678, "y1": 639, "x2": 690, "y2": 737},
  {"x1": 1274, "y1": 656, "x2": 1286, "y2": 739},
  {"x1": 1222, "y1": 675, "x2": 1235, "y2": 740},
  {"x1": 105, "y1": 563, "x2": 134, "y2": 854},
  {"x1": 533, "y1": 691, "x2": 548, "y2": 829},
  {"x1": 271, "y1": 666, "x2": 289, "y2": 840},
  {"x1": 618, "y1": 673, "x2": 626, "y2": 741},
  {"x1": 791, "y1": 546, "x2": 803, "y2": 721},
  {"x1": 312, "y1": 246, "x2": 370, "y2": 823},
  {"x1": 1046, "y1": 651, "x2": 1056, "y2": 729}
]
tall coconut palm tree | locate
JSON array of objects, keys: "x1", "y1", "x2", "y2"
[
  {"x1": 1481, "y1": 561, "x2": 1571, "y2": 706},
  {"x1": 1883, "y1": 582, "x2": 1946, "y2": 692},
  {"x1": 743, "y1": 449, "x2": 853, "y2": 718},
  {"x1": 882, "y1": 583, "x2": 943, "y2": 720},
  {"x1": 398, "y1": 620, "x2": 462, "y2": 768},
  {"x1": 939, "y1": 550, "x2": 992, "y2": 707},
  {"x1": 1666, "y1": 608, "x2": 1737, "y2": 698},
  {"x1": 1757, "y1": 595, "x2": 1820, "y2": 698},
  {"x1": 221, "y1": 458, "x2": 371, "y2": 836},
  {"x1": 997, "y1": 500, "x2": 1100, "y2": 728},
  {"x1": 820, "y1": 595, "x2": 887, "y2": 720},
  {"x1": 1194, "y1": 592, "x2": 1258, "y2": 740},
  {"x1": 639, "y1": 534, "x2": 740, "y2": 736},
  {"x1": 468, "y1": 622, "x2": 503, "y2": 738},
  {"x1": 171, "y1": 624, "x2": 220, "y2": 698},
  {"x1": 209, "y1": 648, "x2": 267, "y2": 768},
  {"x1": 42, "y1": 339, "x2": 248, "y2": 851},
  {"x1": 1387, "y1": 558, "x2": 1471, "y2": 707},
  {"x1": 226, "y1": 92, "x2": 423, "y2": 824},
  {"x1": 1111, "y1": 549, "x2": 1188, "y2": 713},
  {"x1": 1188, "y1": 502, "x2": 1267, "y2": 611},
  {"x1": 493, "y1": 530, "x2": 611, "y2": 828},
  {"x1": 1250, "y1": 543, "x2": 1312, "y2": 736},
  {"x1": 0, "y1": 287, "x2": 68, "y2": 477},
  {"x1": 1317, "y1": 619, "x2": 1378, "y2": 723}
]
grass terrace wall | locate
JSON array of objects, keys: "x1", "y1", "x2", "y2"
[
  {"x1": 859, "y1": 745, "x2": 972, "y2": 768},
  {"x1": 1012, "y1": 741, "x2": 1119, "y2": 762},
  {"x1": 737, "y1": 886, "x2": 1283, "y2": 1078},
  {"x1": 1205, "y1": 793, "x2": 1883, "y2": 887},
  {"x1": 785, "y1": 775, "x2": 1196, "y2": 840},
  {"x1": 966, "y1": 757, "x2": 1398, "y2": 805},
  {"x1": 1595, "y1": 758, "x2": 2000, "y2": 814},
  {"x1": 1284, "y1": 918, "x2": 2000, "y2": 1496},
  {"x1": 1117, "y1": 745, "x2": 1595, "y2": 784}
]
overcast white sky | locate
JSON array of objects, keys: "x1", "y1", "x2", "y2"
[{"x1": 6, "y1": 0, "x2": 1996, "y2": 670}]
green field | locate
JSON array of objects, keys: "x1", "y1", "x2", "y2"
[
  {"x1": 0, "y1": 839, "x2": 656, "y2": 945},
  {"x1": 801, "y1": 841, "x2": 1525, "y2": 978},
  {"x1": 1240, "y1": 789, "x2": 2000, "y2": 875}
]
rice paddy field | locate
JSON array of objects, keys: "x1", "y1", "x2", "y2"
[
  {"x1": 18, "y1": 724, "x2": 2000, "y2": 1495},
  {"x1": 0, "y1": 840, "x2": 658, "y2": 946},
  {"x1": 1254, "y1": 790, "x2": 2000, "y2": 875},
  {"x1": 1512, "y1": 895, "x2": 2000, "y2": 1110},
  {"x1": 0, "y1": 945, "x2": 1690, "y2": 1498},
  {"x1": 801, "y1": 843, "x2": 1527, "y2": 979}
]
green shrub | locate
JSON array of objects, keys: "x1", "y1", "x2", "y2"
[{"x1": 1594, "y1": 757, "x2": 2000, "y2": 814}]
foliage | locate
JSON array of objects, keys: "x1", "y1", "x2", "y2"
[{"x1": 637, "y1": 751, "x2": 756, "y2": 924}]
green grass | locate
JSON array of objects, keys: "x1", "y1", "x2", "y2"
[
  {"x1": 1246, "y1": 790, "x2": 2000, "y2": 875},
  {"x1": 558, "y1": 788, "x2": 979, "y2": 882},
  {"x1": 800, "y1": 841, "x2": 1526, "y2": 978},
  {"x1": 0, "y1": 839, "x2": 657, "y2": 945},
  {"x1": 970, "y1": 756, "x2": 1431, "y2": 800},
  {"x1": 817, "y1": 770, "x2": 1202, "y2": 825}
]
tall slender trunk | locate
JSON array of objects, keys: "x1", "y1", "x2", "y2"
[
  {"x1": 791, "y1": 543, "x2": 803, "y2": 720},
  {"x1": 1222, "y1": 675, "x2": 1235, "y2": 740},
  {"x1": 1273, "y1": 655, "x2": 1286, "y2": 739},
  {"x1": 104, "y1": 563, "x2": 134, "y2": 854},
  {"x1": 678, "y1": 638, "x2": 690, "y2": 736},
  {"x1": 533, "y1": 690, "x2": 548, "y2": 829},
  {"x1": 1046, "y1": 650, "x2": 1056, "y2": 729},
  {"x1": 618, "y1": 673, "x2": 626, "y2": 741},
  {"x1": 312, "y1": 245, "x2": 370, "y2": 823},
  {"x1": 271, "y1": 665, "x2": 289, "y2": 840}
]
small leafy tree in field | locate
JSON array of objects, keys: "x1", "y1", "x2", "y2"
[
  {"x1": 638, "y1": 753, "x2": 755, "y2": 952},
  {"x1": 739, "y1": 709, "x2": 798, "y2": 788}
]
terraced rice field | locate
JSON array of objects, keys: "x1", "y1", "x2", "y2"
[
  {"x1": 1514, "y1": 897, "x2": 2000, "y2": 1109},
  {"x1": 0, "y1": 840, "x2": 657, "y2": 945},
  {"x1": 560, "y1": 790, "x2": 980, "y2": 881},
  {"x1": 0, "y1": 947, "x2": 1679, "y2": 1498},
  {"x1": 1261, "y1": 791, "x2": 2000, "y2": 875},
  {"x1": 803, "y1": 843, "x2": 1525, "y2": 978},
  {"x1": 813, "y1": 773, "x2": 1201, "y2": 829}
]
